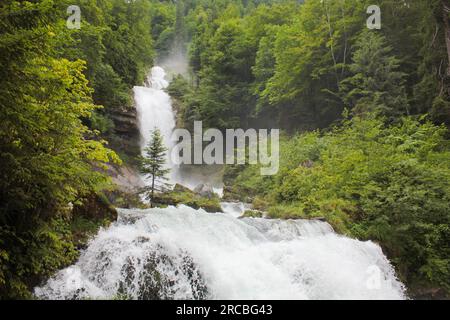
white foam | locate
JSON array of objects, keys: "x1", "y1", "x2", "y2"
[{"x1": 35, "y1": 206, "x2": 406, "y2": 300}]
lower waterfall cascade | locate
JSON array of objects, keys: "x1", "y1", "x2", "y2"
[{"x1": 35, "y1": 205, "x2": 406, "y2": 300}]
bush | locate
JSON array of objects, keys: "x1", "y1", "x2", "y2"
[{"x1": 0, "y1": 218, "x2": 78, "y2": 299}]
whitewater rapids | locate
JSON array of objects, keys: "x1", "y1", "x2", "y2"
[{"x1": 35, "y1": 205, "x2": 406, "y2": 300}]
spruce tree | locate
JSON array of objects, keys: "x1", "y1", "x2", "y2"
[
  {"x1": 141, "y1": 128, "x2": 170, "y2": 207},
  {"x1": 340, "y1": 30, "x2": 410, "y2": 119}
]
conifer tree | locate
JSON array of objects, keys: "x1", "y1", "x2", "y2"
[
  {"x1": 141, "y1": 128, "x2": 170, "y2": 207},
  {"x1": 340, "y1": 30, "x2": 410, "y2": 119}
]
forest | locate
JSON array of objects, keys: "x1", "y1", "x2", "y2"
[{"x1": 0, "y1": 0, "x2": 449, "y2": 299}]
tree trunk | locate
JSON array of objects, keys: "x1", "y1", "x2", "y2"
[
  {"x1": 151, "y1": 175, "x2": 155, "y2": 208},
  {"x1": 443, "y1": 1, "x2": 450, "y2": 78}
]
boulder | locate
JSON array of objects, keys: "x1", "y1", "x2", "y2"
[
  {"x1": 153, "y1": 184, "x2": 222, "y2": 213},
  {"x1": 173, "y1": 183, "x2": 194, "y2": 194},
  {"x1": 193, "y1": 183, "x2": 215, "y2": 199}
]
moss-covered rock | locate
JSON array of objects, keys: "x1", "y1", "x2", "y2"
[
  {"x1": 72, "y1": 192, "x2": 118, "y2": 222},
  {"x1": 153, "y1": 184, "x2": 222, "y2": 213},
  {"x1": 222, "y1": 185, "x2": 254, "y2": 203},
  {"x1": 240, "y1": 210, "x2": 264, "y2": 218},
  {"x1": 71, "y1": 192, "x2": 118, "y2": 249},
  {"x1": 107, "y1": 189, "x2": 148, "y2": 209}
]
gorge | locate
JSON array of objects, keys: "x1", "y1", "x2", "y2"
[
  {"x1": 34, "y1": 67, "x2": 407, "y2": 300},
  {"x1": 2, "y1": 0, "x2": 449, "y2": 301}
]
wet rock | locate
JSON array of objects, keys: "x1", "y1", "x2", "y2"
[
  {"x1": 72, "y1": 193, "x2": 118, "y2": 222},
  {"x1": 108, "y1": 164, "x2": 145, "y2": 193},
  {"x1": 70, "y1": 193, "x2": 118, "y2": 250},
  {"x1": 109, "y1": 106, "x2": 141, "y2": 161},
  {"x1": 193, "y1": 184, "x2": 215, "y2": 199},
  {"x1": 118, "y1": 248, "x2": 209, "y2": 300}
]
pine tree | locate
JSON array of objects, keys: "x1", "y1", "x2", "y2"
[
  {"x1": 340, "y1": 30, "x2": 410, "y2": 119},
  {"x1": 141, "y1": 128, "x2": 170, "y2": 207}
]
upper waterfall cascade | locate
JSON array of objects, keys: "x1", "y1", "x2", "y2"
[
  {"x1": 134, "y1": 66, "x2": 223, "y2": 191},
  {"x1": 134, "y1": 66, "x2": 178, "y2": 185}
]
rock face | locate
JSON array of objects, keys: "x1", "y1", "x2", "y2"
[
  {"x1": 110, "y1": 106, "x2": 141, "y2": 161},
  {"x1": 117, "y1": 248, "x2": 209, "y2": 300},
  {"x1": 70, "y1": 192, "x2": 119, "y2": 250},
  {"x1": 104, "y1": 163, "x2": 147, "y2": 209},
  {"x1": 109, "y1": 164, "x2": 145, "y2": 193},
  {"x1": 72, "y1": 193, "x2": 118, "y2": 222}
]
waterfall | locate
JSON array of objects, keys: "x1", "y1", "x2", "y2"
[
  {"x1": 134, "y1": 66, "x2": 179, "y2": 186},
  {"x1": 134, "y1": 66, "x2": 223, "y2": 191},
  {"x1": 33, "y1": 65, "x2": 407, "y2": 300},
  {"x1": 34, "y1": 206, "x2": 406, "y2": 300}
]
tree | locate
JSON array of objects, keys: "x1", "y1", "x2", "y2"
[
  {"x1": 261, "y1": 0, "x2": 366, "y2": 130},
  {"x1": 340, "y1": 30, "x2": 410, "y2": 120},
  {"x1": 140, "y1": 128, "x2": 170, "y2": 207},
  {"x1": 0, "y1": 0, "x2": 120, "y2": 298}
]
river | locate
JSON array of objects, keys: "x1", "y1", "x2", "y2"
[{"x1": 34, "y1": 66, "x2": 406, "y2": 300}]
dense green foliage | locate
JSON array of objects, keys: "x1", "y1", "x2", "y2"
[
  {"x1": 340, "y1": 30, "x2": 410, "y2": 119},
  {"x1": 0, "y1": 0, "x2": 157, "y2": 298},
  {"x1": 56, "y1": 0, "x2": 155, "y2": 158},
  {"x1": 171, "y1": 0, "x2": 450, "y2": 131}
]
